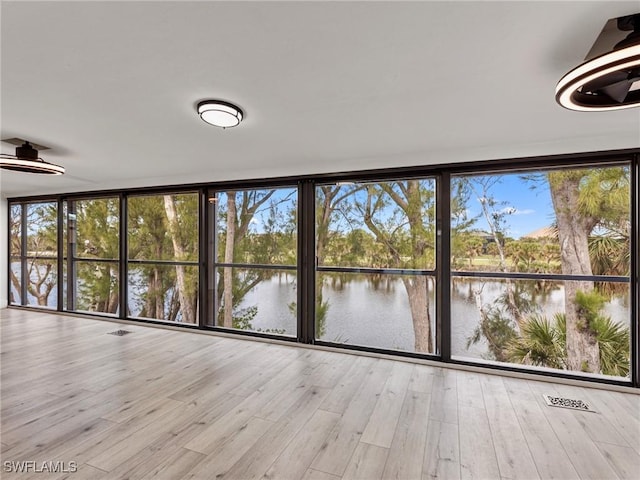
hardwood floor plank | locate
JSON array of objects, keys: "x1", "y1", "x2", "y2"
[
  {"x1": 409, "y1": 364, "x2": 437, "y2": 394},
  {"x1": 263, "y1": 409, "x2": 341, "y2": 480},
  {"x1": 456, "y1": 370, "x2": 485, "y2": 409},
  {"x1": 1, "y1": 417, "x2": 117, "y2": 465},
  {"x1": 422, "y1": 419, "x2": 460, "y2": 480},
  {"x1": 527, "y1": 380, "x2": 621, "y2": 480},
  {"x1": 319, "y1": 356, "x2": 372, "y2": 414},
  {"x1": 382, "y1": 390, "x2": 431, "y2": 480},
  {"x1": 342, "y1": 443, "x2": 389, "y2": 480},
  {"x1": 502, "y1": 378, "x2": 580, "y2": 480},
  {"x1": 101, "y1": 394, "x2": 242, "y2": 479},
  {"x1": 306, "y1": 353, "x2": 358, "y2": 389},
  {"x1": 480, "y1": 375, "x2": 540, "y2": 480},
  {"x1": 301, "y1": 468, "x2": 342, "y2": 480},
  {"x1": 228, "y1": 349, "x2": 296, "y2": 397},
  {"x1": 595, "y1": 442, "x2": 640, "y2": 480},
  {"x1": 84, "y1": 399, "x2": 195, "y2": 472},
  {"x1": 360, "y1": 361, "x2": 413, "y2": 448},
  {"x1": 3, "y1": 308, "x2": 639, "y2": 480},
  {"x1": 181, "y1": 416, "x2": 274, "y2": 479},
  {"x1": 137, "y1": 448, "x2": 206, "y2": 480},
  {"x1": 429, "y1": 369, "x2": 458, "y2": 424},
  {"x1": 458, "y1": 405, "x2": 501, "y2": 480},
  {"x1": 223, "y1": 387, "x2": 332, "y2": 480},
  {"x1": 309, "y1": 359, "x2": 394, "y2": 476},
  {"x1": 576, "y1": 387, "x2": 640, "y2": 455},
  {"x1": 1, "y1": 390, "x2": 96, "y2": 432},
  {"x1": 552, "y1": 384, "x2": 634, "y2": 448}
]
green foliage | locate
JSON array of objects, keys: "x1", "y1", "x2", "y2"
[
  {"x1": 591, "y1": 315, "x2": 630, "y2": 377},
  {"x1": 575, "y1": 290, "x2": 606, "y2": 332},
  {"x1": 467, "y1": 307, "x2": 517, "y2": 362},
  {"x1": 505, "y1": 298, "x2": 629, "y2": 377},
  {"x1": 506, "y1": 314, "x2": 566, "y2": 369},
  {"x1": 232, "y1": 306, "x2": 257, "y2": 330}
]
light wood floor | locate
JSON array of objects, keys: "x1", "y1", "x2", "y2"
[{"x1": 1, "y1": 309, "x2": 639, "y2": 480}]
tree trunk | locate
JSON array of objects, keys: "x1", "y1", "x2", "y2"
[
  {"x1": 548, "y1": 172, "x2": 600, "y2": 373},
  {"x1": 163, "y1": 196, "x2": 196, "y2": 323},
  {"x1": 402, "y1": 276, "x2": 432, "y2": 353},
  {"x1": 154, "y1": 267, "x2": 163, "y2": 319},
  {"x1": 223, "y1": 193, "x2": 237, "y2": 328}
]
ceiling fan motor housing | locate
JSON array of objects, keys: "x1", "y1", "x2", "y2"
[{"x1": 15, "y1": 142, "x2": 39, "y2": 160}]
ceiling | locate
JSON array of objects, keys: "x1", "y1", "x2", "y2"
[{"x1": 2, "y1": 0, "x2": 639, "y2": 198}]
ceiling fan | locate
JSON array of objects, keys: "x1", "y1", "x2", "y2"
[
  {"x1": 556, "y1": 13, "x2": 640, "y2": 111},
  {"x1": 0, "y1": 138, "x2": 65, "y2": 175}
]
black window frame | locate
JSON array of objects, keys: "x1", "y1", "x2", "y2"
[{"x1": 5, "y1": 148, "x2": 638, "y2": 388}]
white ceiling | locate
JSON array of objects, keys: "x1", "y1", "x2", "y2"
[{"x1": 2, "y1": 0, "x2": 639, "y2": 198}]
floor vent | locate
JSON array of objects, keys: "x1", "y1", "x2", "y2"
[
  {"x1": 108, "y1": 329, "x2": 132, "y2": 336},
  {"x1": 543, "y1": 394, "x2": 596, "y2": 413}
]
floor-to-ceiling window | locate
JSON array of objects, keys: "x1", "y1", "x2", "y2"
[
  {"x1": 127, "y1": 192, "x2": 199, "y2": 323},
  {"x1": 66, "y1": 197, "x2": 120, "y2": 315},
  {"x1": 207, "y1": 186, "x2": 298, "y2": 337},
  {"x1": 314, "y1": 178, "x2": 437, "y2": 354},
  {"x1": 450, "y1": 164, "x2": 631, "y2": 379},
  {"x1": 9, "y1": 201, "x2": 58, "y2": 308},
  {"x1": 6, "y1": 152, "x2": 638, "y2": 387}
]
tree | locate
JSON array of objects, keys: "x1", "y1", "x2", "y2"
[
  {"x1": 506, "y1": 291, "x2": 630, "y2": 377},
  {"x1": 547, "y1": 166, "x2": 629, "y2": 373},
  {"x1": 164, "y1": 194, "x2": 198, "y2": 323},
  {"x1": 128, "y1": 195, "x2": 170, "y2": 319},
  {"x1": 463, "y1": 176, "x2": 524, "y2": 326},
  {"x1": 315, "y1": 185, "x2": 363, "y2": 338},
  {"x1": 74, "y1": 198, "x2": 120, "y2": 313},
  {"x1": 10, "y1": 203, "x2": 58, "y2": 306},
  {"x1": 217, "y1": 189, "x2": 300, "y2": 329},
  {"x1": 460, "y1": 235, "x2": 484, "y2": 269},
  {"x1": 358, "y1": 180, "x2": 435, "y2": 353}
]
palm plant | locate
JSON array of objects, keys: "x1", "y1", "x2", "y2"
[
  {"x1": 506, "y1": 299, "x2": 629, "y2": 377},
  {"x1": 506, "y1": 314, "x2": 566, "y2": 369}
]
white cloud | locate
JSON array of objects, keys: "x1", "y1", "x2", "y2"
[{"x1": 499, "y1": 207, "x2": 535, "y2": 216}]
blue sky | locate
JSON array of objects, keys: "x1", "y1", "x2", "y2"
[
  {"x1": 462, "y1": 174, "x2": 555, "y2": 239},
  {"x1": 217, "y1": 177, "x2": 556, "y2": 239}
]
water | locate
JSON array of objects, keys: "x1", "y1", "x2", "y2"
[
  {"x1": 13, "y1": 262, "x2": 631, "y2": 362},
  {"x1": 239, "y1": 274, "x2": 631, "y2": 359}
]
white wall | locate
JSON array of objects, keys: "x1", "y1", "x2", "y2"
[{"x1": 0, "y1": 195, "x2": 8, "y2": 308}]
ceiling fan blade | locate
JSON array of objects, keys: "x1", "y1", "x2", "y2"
[
  {"x1": 581, "y1": 71, "x2": 629, "y2": 93},
  {"x1": 600, "y1": 80, "x2": 632, "y2": 103}
]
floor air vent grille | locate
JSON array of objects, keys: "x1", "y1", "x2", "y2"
[
  {"x1": 543, "y1": 394, "x2": 595, "y2": 413},
  {"x1": 108, "y1": 329, "x2": 132, "y2": 336}
]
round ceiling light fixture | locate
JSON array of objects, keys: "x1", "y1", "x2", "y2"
[
  {"x1": 197, "y1": 100, "x2": 244, "y2": 128},
  {"x1": 0, "y1": 141, "x2": 65, "y2": 175},
  {"x1": 556, "y1": 14, "x2": 640, "y2": 111}
]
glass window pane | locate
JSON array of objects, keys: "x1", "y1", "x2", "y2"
[
  {"x1": 451, "y1": 166, "x2": 630, "y2": 276},
  {"x1": 215, "y1": 188, "x2": 297, "y2": 266},
  {"x1": 317, "y1": 180, "x2": 436, "y2": 270},
  {"x1": 128, "y1": 264, "x2": 199, "y2": 323},
  {"x1": 316, "y1": 272, "x2": 436, "y2": 354},
  {"x1": 25, "y1": 259, "x2": 58, "y2": 309},
  {"x1": 451, "y1": 277, "x2": 630, "y2": 379},
  {"x1": 9, "y1": 258, "x2": 21, "y2": 305},
  {"x1": 26, "y1": 202, "x2": 57, "y2": 257},
  {"x1": 10, "y1": 204, "x2": 21, "y2": 256},
  {"x1": 74, "y1": 198, "x2": 119, "y2": 260},
  {"x1": 128, "y1": 193, "x2": 198, "y2": 262},
  {"x1": 75, "y1": 261, "x2": 119, "y2": 315},
  {"x1": 212, "y1": 267, "x2": 296, "y2": 336}
]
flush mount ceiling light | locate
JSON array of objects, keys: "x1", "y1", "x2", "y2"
[
  {"x1": 197, "y1": 100, "x2": 244, "y2": 128},
  {"x1": 0, "y1": 140, "x2": 65, "y2": 175},
  {"x1": 556, "y1": 13, "x2": 640, "y2": 111}
]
